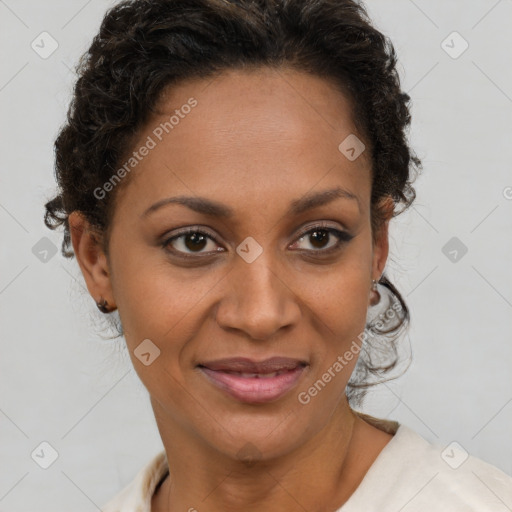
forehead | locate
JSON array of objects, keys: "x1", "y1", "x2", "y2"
[{"x1": 113, "y1": 67, "x2": 371, "y2": 217}]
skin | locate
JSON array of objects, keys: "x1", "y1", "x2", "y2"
[{"x1": 69, "y1": 67, "x2": 395, "y2": 512}]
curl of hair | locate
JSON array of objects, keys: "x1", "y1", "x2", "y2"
[{"x1": 44, "y1": 0, "x2": 422, "y2": 407}]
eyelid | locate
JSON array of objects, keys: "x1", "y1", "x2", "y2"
[
  {"x1": 161, "y1": 221, "x2": 352, "y2": 258},
  {"x1": 161, "y1": 226, "x2": 224, "y2": 258},
  {"x1": 288, "y1": 222, "x2": 353, "y2": 255},
  {"x1": 164, "y1": 225, "x2": 218, "y2": 241},
  {"x1": 292, "y1": 220, "x2": 348, "y2": 241}
]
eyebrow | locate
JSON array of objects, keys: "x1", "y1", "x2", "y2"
[{"x1": 140, "y1": 186, "x2": 360, "y2": 219}]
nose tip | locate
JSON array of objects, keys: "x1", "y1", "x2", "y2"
[
  {"x1": 215, "y1": 260, "x2": 301, "y2": 340},
  {"x1": 217, "y1": 295, "x2": 294, "y2": 340}
]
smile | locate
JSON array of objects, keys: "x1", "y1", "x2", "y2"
[{"x1": 198, "y1": 357, "x2": 308, "y2": 404}]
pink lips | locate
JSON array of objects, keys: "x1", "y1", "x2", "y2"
[{"x1": 198, "y1": 357, "x2": 307, "y2": 404}]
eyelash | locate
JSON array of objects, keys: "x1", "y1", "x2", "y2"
[
  {"x1": 161, "y1": 223, "x2": 353, "y2": 260},
  {"x1": 290, "y1": 224, "x2": 354, "y2": 256}
]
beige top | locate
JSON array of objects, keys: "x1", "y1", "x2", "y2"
[{"x1": 102, "y1": 414, "x2": 512, "y2": 511}]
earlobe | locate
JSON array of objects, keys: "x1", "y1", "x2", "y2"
[{"x1": 68, "y1": 211, "x2": 116, "y2": 312}]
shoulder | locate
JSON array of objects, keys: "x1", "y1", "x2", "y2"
[
  {"x1": 341, "y1": 419, "x2": 512, "y2": 511},
  {"x1": 101, "y1": 451, "x2": 168, "y2": 512}
]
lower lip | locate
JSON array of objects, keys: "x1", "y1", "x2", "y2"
[{"x1": 199, "y1": 366, "x2": 306, "y2": 404}]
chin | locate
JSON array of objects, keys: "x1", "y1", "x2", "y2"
[{"x1": 198, "y1": 406, "x2": 325, "y2": 463}]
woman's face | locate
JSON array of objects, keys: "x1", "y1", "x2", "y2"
[{"x1": 72, "y1": 67, "x2": 391, "y2": 461}]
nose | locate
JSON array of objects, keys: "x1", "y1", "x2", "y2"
[{"x1": 215, "y1": 254, "x2": 301, "y2": 340}]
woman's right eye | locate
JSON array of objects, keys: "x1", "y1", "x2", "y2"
[{"x1": 162, "y1": 229, "x2": 224, "y2": 257}]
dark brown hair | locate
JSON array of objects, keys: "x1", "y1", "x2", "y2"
[{"x1": 44, "y1": 0, "x2": 422, "y2": 407}]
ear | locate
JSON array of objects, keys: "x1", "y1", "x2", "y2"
[
  {"x1": 68, "y1": 211, "x2": 116, "y2": 310},
  {"x1": 371, "y1": 195, "x2": 394, "y2": 281}
]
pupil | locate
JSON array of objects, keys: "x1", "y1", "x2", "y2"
[
  {"x1": 310, "y1": 229, "x2": 329, "y2": 248},
  {"x1": 185, "y1": 233, "x2": 207, "y2": 251}
]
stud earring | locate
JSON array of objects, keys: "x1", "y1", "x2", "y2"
[
  {"x1": 96, "y1": 297, "x2": 111, "y2": 313},
  {"x1": 370, "y1": 278, "x2": 381, "y2": 306}
]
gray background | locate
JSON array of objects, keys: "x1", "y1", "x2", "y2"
[{"x1": 1, "y1": 0, "x2": 511, "y2": 510}]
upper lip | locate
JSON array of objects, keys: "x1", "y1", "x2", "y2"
[{"x1": 198, "y1": 357, "x2": 307, "y2": 373}]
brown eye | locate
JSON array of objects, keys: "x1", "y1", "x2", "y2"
[
  {"x1": 162, "y1": 229, "x2": 223, "y2": 256},
  {"x1": 308, "y1": 229, "x2": 331, "y2": 249},
  {"x1": 292, "y1": 226, "x2": 352, "y2": 252},
  {"x1": 183, "y1": 233, "x2": 208, "y2": 252}
]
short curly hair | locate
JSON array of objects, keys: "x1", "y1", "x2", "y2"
[{"x1": 44, "y1": 0, "x2": 422, "y2": 408}]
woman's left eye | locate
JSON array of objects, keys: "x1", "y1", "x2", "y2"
[{"x1": 289, "y1": 227, "x2": 353, "y2": 253}]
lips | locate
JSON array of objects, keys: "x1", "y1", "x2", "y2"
[
  {"x1": 198, "y1": 357, "x2": 307, "y2": 403},
  {"x1": 199, "y1": 357, "x2": 306, "y2": 373}
]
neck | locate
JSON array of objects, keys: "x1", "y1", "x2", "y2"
[{"x1": 150, "y1": 398, "x2": 388, "y2": 512}]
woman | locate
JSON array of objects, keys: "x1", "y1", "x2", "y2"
[{"x1": 44, "y1": 0, "x2": 512, "y2": 510}]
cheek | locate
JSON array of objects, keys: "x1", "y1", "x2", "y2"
[
  {"x1": 301, "y1": 261, "x2": 370, "y2": 335},
  {"x1": 112, "y1": 264, "x2": 205, "y2": 404},
  {"x1": 295, "y1": 256, "x2": 371, "y2": 382},
  {"x1": 311, "y1": 277, "x2": 368, "y2": 323},
  {"x1": 112, "y1": 249, "x2": 218, "y2": 339}
]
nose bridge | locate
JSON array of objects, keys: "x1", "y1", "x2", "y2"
[{"x1": 216, "y1": 249, "x2": 300, "y2": 339}]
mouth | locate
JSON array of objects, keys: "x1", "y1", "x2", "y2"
[{"x1": 197, "y1": 357, "x2": 308, "y2": 404}]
